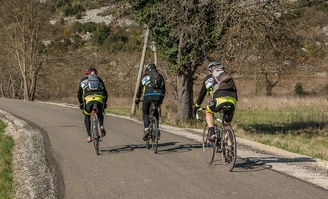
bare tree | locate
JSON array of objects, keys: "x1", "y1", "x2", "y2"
[{"x1": 0, "y1": 0, "x2": 48, "y2": 100}]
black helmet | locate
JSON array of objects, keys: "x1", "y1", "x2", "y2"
[
  {"x1": 145, "y1": 63, "x2": 156, "y2": 73},
  {"x1": 208, "y1": 62, "x2": 224, "y2": 71}
]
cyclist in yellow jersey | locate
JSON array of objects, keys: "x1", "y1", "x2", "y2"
[
  {"x1": 194, "y1": 62, "x2": 238, "y2": 140},
  {"x1": 77, "y1": 67, "x2": 108, "y2": 143}
]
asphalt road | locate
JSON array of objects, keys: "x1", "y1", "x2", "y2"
[{"x1": 0, "y1": 98, "x2": 327, "y2": 199}]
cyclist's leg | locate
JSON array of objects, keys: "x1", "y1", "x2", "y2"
[
  {"x1": 152, "y1": 96, "x2": 163, "y2": 127},
  {"x1": 207, "y1": 99, "x2": 220, "y2": 127},
  {"x1": 95, "y1": 101, "x2": 104, "y2": 126},
  {"x1": 217, "y1": 102, "x2": 235, "y2": 126},
  {"x1": 217, "y1": 101, "x2": 235, "y2": 146},
  {"x1": 83, "y1": 101, "x2": 93, "y2": 140},
  {"x1": 142, "y1": 96, "x2": 152, "y2": 129}
]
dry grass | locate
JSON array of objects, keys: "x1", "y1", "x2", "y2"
[{"x1": 237, "y1": 96, "x2": 328, "y2": 110}]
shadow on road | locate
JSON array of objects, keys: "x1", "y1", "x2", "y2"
[
  {"x1": 100, "y1": 142, "x2": 178, "y2": 154},
  {"x1": 99, "y1": 142, "x2": 203, "y2": 155},
  {"x1": 232, "y1": 156, "x2": 316, "y2": 172},
  {"x1": 157, "y1": 143, "x2": 202, "y2": 154}
]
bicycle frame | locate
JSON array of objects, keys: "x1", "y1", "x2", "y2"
[{"x1": 196, "y1": 107, "x2": 237, "y2": 171}]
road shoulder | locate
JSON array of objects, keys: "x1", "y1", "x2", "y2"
[{"x1": 0, "y1": 109, "x2": 61, "y2": 199}]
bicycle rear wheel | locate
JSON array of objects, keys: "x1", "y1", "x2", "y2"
[
  {"x1": 151, "y1": 117, "x2": 159, "y2": 154},
  {"x1": 220, "y1": 126, "x2": 237, "y2": 171},
  {"x1": 92, "y1": 115, "x2": 101, "y2": 155},
  {"x1": 202, "y1": 124, "x2": 216, "y2": 165}
]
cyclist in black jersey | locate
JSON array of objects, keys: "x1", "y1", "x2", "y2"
[
  {"x1": 135, "y1": 63, "x2": 166, "y2": 141},
  {"x1": 77, "y1": 67, "x2": 108, "y2": 143}
]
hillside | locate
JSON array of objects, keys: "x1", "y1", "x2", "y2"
[{"x1": 0, "y1": 0, "x2": 327, "y2": 102}]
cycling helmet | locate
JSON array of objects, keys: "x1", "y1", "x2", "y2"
[
  {"x1": 145, "y1": 63, "x2": 156, "y2": 73},
  {"x1": 85, "y1": 67, "x2": 97, "y2": 75},
  {"x1": 208, "y1": 62, "x2": 224, "y2": 71}
]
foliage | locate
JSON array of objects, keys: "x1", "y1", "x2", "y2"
[
  {"x1": 62, "y1": 4, "x2": 85, "y2": 17},
  {"x1": 295, "y1": 82, "x2": 304, "y2": 96},
  {"x1": 92, "y1": 23, "x2": 111, "y2": 45},
  {"x1": 0, "y1": 121, "x2": 14, "y2": 199},
  {"x1": 104, "y1": 27, "x2": 143, "y2": 53},
  {"x1": 74, "y1": 21, "x2": 98, "y2": 33},
  {"x1": 129, "y1": 0, "x2": 218, "y2": 73}
]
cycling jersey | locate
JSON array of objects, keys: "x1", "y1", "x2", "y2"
[
  {"x1": 136, "y1": 72, "x2": 166, "y2": 98},
  {"x1": 77, "y1": 76, "x2": 108, "y2": 106},
  {"x1": 195, "y1": 74, "x2": 238, "y2": 107}
]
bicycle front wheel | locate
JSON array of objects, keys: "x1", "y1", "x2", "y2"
[
  {"x1": 220, "y1": 126, "x2": 237, "y2": 171},
  {"x1": 202, "y1": 124, "x2": 216, "y2": 165}
]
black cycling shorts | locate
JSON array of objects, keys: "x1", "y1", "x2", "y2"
[{"x1": 207, "y1": 98, "x2": 236, "y2": 122}]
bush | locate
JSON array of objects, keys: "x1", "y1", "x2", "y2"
[
  {"x1": 104, "y1": 27, "x2": 143, "y2": 53},
  {"x1": 75, "y1": 13, "x2": 82, "y2": 19},
  {"x1": 74, "y1": 22, "x2": 97, "y2": 33},
  {"x1": 56, "y1": 0, "x2": 71, "y2": 8},
  {"x1": 62, "y1": 4, "x2": 85, "y2": 17},
  {"x1": 295, "y1": 82, "x2": 304, "y2": 96},
  {"x1": 92, "y1": 24, "x2": 111, "y2": 45}
]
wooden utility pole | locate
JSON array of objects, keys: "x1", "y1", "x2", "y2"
[
  {"x1": 131, "y1": 27, "x2": 150, "y2": 115},
  {"x1": 153, "y1": 42, "x2": 158, "y2": 66}
]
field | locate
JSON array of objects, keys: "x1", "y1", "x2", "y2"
[
  {"x1": 0, "y1": 120, "x2": 14, "y2": 199},
  {"x1": 107, "y1": 96, "x2": 328, "y2": 160},
  {"x1": 235, "y1": 96, "x2": 328, "y2": 160}
]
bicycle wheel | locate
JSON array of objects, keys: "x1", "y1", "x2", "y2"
[
  {"x1": 151, "y1": 117, "x2": 159, "y2": 154},
  {"x1": 202, "y1": 124, "x2": 216, "y2": 165},
  {"x1": 92, "y1": 114, "x2": 101, "y2": 155},
  {"x1": 220, "y1": 126, "x2": 237, "y2": 171},
  {"x1": 145, "y1": 120, "x2": 151, "y2": 149}
]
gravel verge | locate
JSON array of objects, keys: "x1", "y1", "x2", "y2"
[{"x1": 0, "y1": 109, "x2": 59, "y2": 199}]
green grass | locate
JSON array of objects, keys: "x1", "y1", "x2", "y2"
[
  {"x1": 234, "y1": 107, "x2": 328, "y2": 160},
  {"x1": 0, "y1": 120, "x2": 14, "y2": 199},
  {"x1": 107, "y1": 105, "x2": 328, "y2": 160}
]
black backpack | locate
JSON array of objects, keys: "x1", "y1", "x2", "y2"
[{"x1": 148, "y1": 70, "x2": 162, "y2": 89}]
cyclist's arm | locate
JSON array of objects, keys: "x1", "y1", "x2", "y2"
[
  {"x1": 77, "y1": 84, "x2": 83, "y2": 105},
  {"x1": 195, "y1": 78, "x2": 208, "y2": 107},
  {"x1": 161, "y1": 74, "x2": 166, "y2": 96},
  {"x1": 136, "y1": 77, "x2": 144, "y2": 99},
  {"x1": 99, "y1": 78, "x2": 108, "y2": 103}
]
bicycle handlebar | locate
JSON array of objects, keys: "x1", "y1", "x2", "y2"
[{"x1": 195, "y1": 108, "x2": 206, "y2": 120}]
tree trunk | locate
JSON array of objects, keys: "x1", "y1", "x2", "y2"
[
  {"x1": 265, "y1": 84, "x2": 273, "y2": 96},
  {"x1": 177, "y1": 71, "x2": 194, "y2": 122},
  {"x1": 29, "y1": 74, "x2": 37, "y2": 101}
]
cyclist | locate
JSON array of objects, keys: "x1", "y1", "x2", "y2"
[
  {"x1": 194, "y1": 62, "x2": 238, "y2": 140},
  {"x1": 78, "y1": 67, "x2": 108, "y2": 143},
  {"x1": 135, "y1": 63, "x2": 165, "y2": 141}
]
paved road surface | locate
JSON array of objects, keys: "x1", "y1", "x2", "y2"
[{"x1": 0, "y1": 98, "x2": 327, "y2": 199}]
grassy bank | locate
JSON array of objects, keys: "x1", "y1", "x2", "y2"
[
  {"x1": 0, "y1": 120, "x2": 14, "y2": 199},
  {"x1": 234, "y1": 107, "x2": 328, "y2": 160},
  {"x1": 107, "y1": 96, "x2": 328, "y2": 160}
]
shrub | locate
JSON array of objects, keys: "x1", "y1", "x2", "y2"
[
  {"x1": 62, "y1": 4, "x2": 85, "y2": 17},
  {"x1": 295, "y1": 82, "x2": 304, "y2": 96},
  {"x1": 74, "y1": 22, "x2": 97, "y2": 33},
  {"x1": 92, "y1": 24, "x2": 111, "y2": 45}
]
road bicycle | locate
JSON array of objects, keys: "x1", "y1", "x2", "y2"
[
  {"x1": 196, "y1": 106, "x2": 237, "y2": 171},
  {"x1": 139, "y1": 100, "x2": 160, "y2": 153},
  {"x1": 90, "y1": 104, "x2": 103, "y2": 155}
]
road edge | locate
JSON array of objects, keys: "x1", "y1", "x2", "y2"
[{"x1": 0, "y1": 109, "x2": 61, "y2": 199}]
